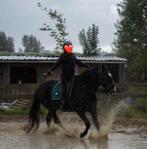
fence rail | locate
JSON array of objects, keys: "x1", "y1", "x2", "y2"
[{"x1": 0, "y1": 84, "x2": 40, "y2": 96}]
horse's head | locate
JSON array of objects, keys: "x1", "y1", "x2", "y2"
[
  {"x1": 79, "y1": 66, "x2": 117, "y2": 96},
  {"x1": 100, "y1": 71, "x2": 117, "y2": 96}
]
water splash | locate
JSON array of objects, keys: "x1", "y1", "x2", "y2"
[
  {"x1": 42, "y1": 99, "x2": 127, "y2": 139},
  {"x1": 40, "y1": 96, "x2": 128, "y2": 139},
  {"x1": 89, "y1": 99, "x2": 127, "y2": 139},
  {"x1": 43, "y1": 123, "x2": 83, "y2": 138}
]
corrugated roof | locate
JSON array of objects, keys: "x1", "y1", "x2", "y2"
[
  {"x1": 0, "y1": 55, "x2": 127, "y2": 63},
  {"x1": 78, "y1": 56, "x2": 127, "y2": 61}
]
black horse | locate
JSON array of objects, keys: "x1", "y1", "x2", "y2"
[{"x1": 25, "y1": 66, "x2": 116, "y2": 138}]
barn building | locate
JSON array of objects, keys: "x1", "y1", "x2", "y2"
[{"x1": 0, "y1": 55, "x2": 127, "y2": 97}]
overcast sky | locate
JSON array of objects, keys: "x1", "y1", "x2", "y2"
[{"x1": 0, "y1": 0, "x2": 122, "y2": 53}]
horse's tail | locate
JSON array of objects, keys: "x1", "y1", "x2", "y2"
[{"x1": 24, "y1": 91, "x2": 41, "y2": 133}]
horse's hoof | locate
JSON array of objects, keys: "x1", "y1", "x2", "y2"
[
  {"x1": 97, "y1": 125, "x2": 100, "y2": 130},
  {"x1": 80, "y1": 132, "x2": 87, "y2": 138},
  {"x1": 54, "y1": 119, "x2": 60, "y2": 124},
  {"x1": 23, "y1": 126, "x2": 26, "y2": 131}
]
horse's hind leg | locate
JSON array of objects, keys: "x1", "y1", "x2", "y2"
[
  {"x1": 77, "y1": 111, "x2": 91, "y2": 138},
  {"x1": 90, "y1": 108, "x2": 100, "y2": 131},
  {"x1": 53, "y1": 111, "x2": 62, "y2": 127},
  {"x1": 46, "y1": 110, "x2": 53, "y2": 127}
]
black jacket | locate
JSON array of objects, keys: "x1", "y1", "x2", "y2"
[{"x1": 49, "y1": 52, "x2": 88, "y2": 81}]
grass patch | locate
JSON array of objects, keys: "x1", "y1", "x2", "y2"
[
  {"x1": 119, "y1": 107, "x2": 147, "y2": 119},
  {"x1": 0, "y1": 105, "x2": 48, "y2": 116},
  {"x1": 0, "y1": 108, "x2": 29, "y2": 116},
  {"x1": 118, "y1": 98, "x2": 147, "y2": 119}
]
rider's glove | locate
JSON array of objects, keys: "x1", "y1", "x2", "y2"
[{"x1": 43, "y1": 70, "x2": 52, "y2": 78}]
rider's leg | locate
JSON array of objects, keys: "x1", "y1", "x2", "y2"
[
  {"x1": 60, "y1": 77, "x2": 73, "y2": 110},
  {"x1": 60, "y1": 77, "x2": 67, "y2": 108}
]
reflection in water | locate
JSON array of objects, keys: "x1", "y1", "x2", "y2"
[
  {"x1": 27, "y1": 133, "x2": 109, "y2": 149},
  {"x1": 97, "y1": 139, "x2": 108, "y2": 149},
  {"x1": 28, "y1": 134, "x2": 50, "y2": 149},
  {"x1": 82, "y1": 139, "x2": 108, "y2": 149},
  {"x1": 0, "y1": 126, "x2": 147, "y2": 149}
]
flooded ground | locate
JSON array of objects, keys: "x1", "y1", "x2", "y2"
[{"x1": 0, "y1": 112, "x2": 147, "y2": 149}]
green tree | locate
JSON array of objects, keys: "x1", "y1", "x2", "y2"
[
  {"x1": 78, "y1": 24, "x2": 101, "y2": 56},
  {"x1": 0, "y1": 31, "x2": 15, "y2": 52},
  {"x1": 22, "y1": 35, "x2": 44, "y2": 53},
  {"x1": 38, "y1": 3, "x2": 68, "y2": 51},
  {"x1": 114, "y1": 0, "x2": 147, "y2": 81}
]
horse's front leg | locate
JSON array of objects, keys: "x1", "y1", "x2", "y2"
[
  {"x1": 90, "y1": 107, "x2": 100, "y2": 131},
  {"x1": 76, "y1": 110, "x2": 91, "y2": 138}
]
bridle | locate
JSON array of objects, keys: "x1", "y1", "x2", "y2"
[{"x1": 99, "y1": 71, "x2": 116, "y2": 94}]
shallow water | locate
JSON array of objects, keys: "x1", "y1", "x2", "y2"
[
  {"x1": 0, "y1": 120, "x2": 147, "y2": 149},
  {"x1": 0, "y1": 100, "x2": 147, "y2": 149}
]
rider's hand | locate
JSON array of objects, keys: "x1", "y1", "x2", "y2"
[{"x1": 43, "y1": 70, "x2": 52, "y2": 78}]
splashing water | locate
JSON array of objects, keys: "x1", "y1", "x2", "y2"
[
  {"x1": 42, "y1": 99, "x2": 128, "y2": 139},
  {"x1": 89, "y1": 98, "x2": 127, "y2": 139},
  {"x1": 43, "y1": 122, "x2": 84, "y2": 138},
  {"x1": 41, "y1": 95, "x2": 128, "y2": 139}
]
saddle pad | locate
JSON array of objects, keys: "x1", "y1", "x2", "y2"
[{"x1": 52, "y1": 82, "x2": 62, "y2": 100}]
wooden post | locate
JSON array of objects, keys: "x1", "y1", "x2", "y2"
[
  {"x1": 118, "y1": 63, "x2": 127, "y2": 92},
  {"x1": 3, "y1": 63, "x2": 10, "y2": 95},
  {"x1": 118, "y1": 63, "x2": 126, "y2": 83},
  {"x1": 36, "y1": 64, "x2": 44, "y2": 83},
  {"x1": 99, "y1": 63, "x2": 102, "y2": 74}
]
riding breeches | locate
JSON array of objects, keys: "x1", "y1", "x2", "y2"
[{"x1": 60, "y1": 77, "x2": 73, "y2": 101}]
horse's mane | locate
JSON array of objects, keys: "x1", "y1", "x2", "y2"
[
  {"x1": 78, "y1": 66, "x2": 99, "y2": 78},
  {"x1": 75, "y1": 66, "x2": 100, "y2": 83}
]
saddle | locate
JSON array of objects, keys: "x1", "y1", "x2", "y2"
[{"x1": 52, "y1": 82, "x2": 62, "y2": 101}]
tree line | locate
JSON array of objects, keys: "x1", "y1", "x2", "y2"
[
  {"x1": 0, "y1": 32, "x2": 45, "y2": 53},
  {"x1": 114, "y1": 0, "x2": 147, "y2": 82},
  {"x1": 0, "y1": 22, "x2": 101, "y2": 55}
]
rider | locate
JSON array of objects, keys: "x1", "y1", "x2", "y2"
[{"x1": 45, "y1": 41, "x2": 89, "y2": 109}]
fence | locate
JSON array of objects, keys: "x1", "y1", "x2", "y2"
[{"x1": 0, "y1": 84, "x2": 40, "y2": 102}]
